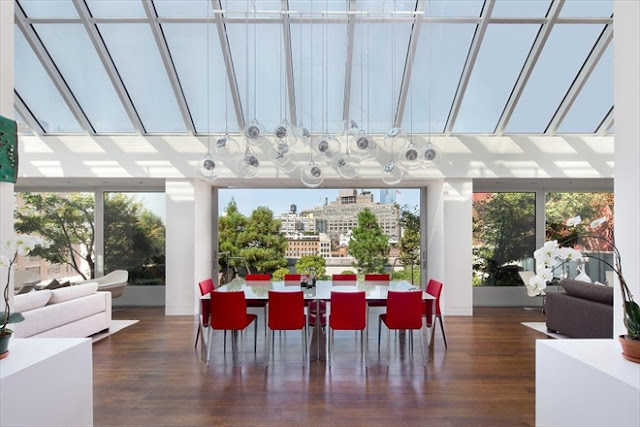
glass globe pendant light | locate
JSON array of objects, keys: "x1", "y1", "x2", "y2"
[
  {"x1": 214, "y1": 133, "x2": 241, "y2": 161},
  {"x1": 396, "y1": 138, "x2": 421, "y2": 171},
  {"x1": 420, "y1": 141, "x2": 441, "y2": 167},
  {"x1": 381, "y1": 158, "x2": 404, "y2": 185},
  {"x1": 335, "y1": 151, "x2": 361, "y2": 179},
  {"x1": 197, "y1": 5, "x2": 218, "y2": 182},
  {"x1": 235, "y1": 146, "x2": 260, "y2": 178},
  {"x1": 268, "y1": 138, "x2": 298, "y2": 173}
]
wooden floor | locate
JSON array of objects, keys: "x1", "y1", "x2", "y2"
[{"x1": 93, "y1": 307, "x2": 548, "y2": 426}]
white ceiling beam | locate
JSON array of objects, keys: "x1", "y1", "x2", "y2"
[
  {"x1": 14, "y1": 92, "x2": 45, "y2": 135},
  {"x1": 395, "y1": 0, "x2": 426, "y2": 128},
  {"x1": 495, "y1": 0, "x2": 564, "y2": 135},
  {"x1": 546, "y1": 23, "x2": 613, "y2": 135},
  {"x1": 596, "y1": 106, "x2": 614, "y2": 135},
  {"x1": 72, "y1": 0, "x2": 146, "y2": 134},
  {"x1": 15, "y1": 7, "x2": 95, "y2": 135},
  {"x1": 211, "y1": 0, "x2": 245, "y2": 130},
  {"x1": 342, "y1": 0, "x2": 357, "y2": 122},
  {"x1": 141, "y1": 0, "x2": 196, "y2": 135},
  {"x1": 280, "y1": 0, "x2": 297, "y2": 125},
  {"x1": 443, "y1": 0, "x2": 495, "y2": 135}
]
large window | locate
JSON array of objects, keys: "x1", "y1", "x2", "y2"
[
  {"x1": 472, "y1": 193, "x2": 536, "y2": 286},
  {"x1": 104, "y1": 192, "x2": 166, "y2": 286}
]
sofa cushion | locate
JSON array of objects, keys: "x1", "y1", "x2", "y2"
[
  {"x1": 561, "y1": 279, "x2": 613, "y2": 305},
  {"x1": 13, "y1": 290, "x2": 52, "y2": 312},
  {"x1": 42, "y1": 279, "x2": 71, "y2": 290},
  {"x1": 49, "y1": 282, "x2": 98, "y2": 304}
]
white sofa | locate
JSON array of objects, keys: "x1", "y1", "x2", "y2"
[{"x1": 11, "y1": 282, "x2": 112, "y2": 338}]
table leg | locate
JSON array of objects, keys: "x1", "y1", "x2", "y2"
[{"x1": 308, "y1": 299, "x2": 326, "y2": 362}]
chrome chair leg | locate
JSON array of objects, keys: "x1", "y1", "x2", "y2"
[
  {"x1": 265, "y1": 328, "x2": 271, "y2": 366},
  {"x1": 438, "y1": 315, "x2": 448, "y2": 349},
  {"x1": 254, "y1": 320, "x2": 258, "y2": 353},
  {"x1": 386, "y1": 326, "x2": 391, "y2": 366},
  {"x1": 419, "y1": 327, "x2": 426, "y2": 367}
]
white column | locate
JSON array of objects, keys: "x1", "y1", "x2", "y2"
[
  {"x1": 423, "y1": 181, "x2": 444, "y2": 287},
  {"x1": 0, "y1": 0, "x2": 15, "y2": 313},
  {"x1": 165, "y1": 179, "x2": 213, "y2": 316},
  {"x1": 613, "y1": 1, "x2": 640, "y2": 338}
]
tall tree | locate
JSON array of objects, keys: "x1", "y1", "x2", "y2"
[
  {"x1": 237, "y1": 206, "x2": 287, "y2": 273},
  {"x1": 399, "y1": 204, "x2": 420, "y2": 266},
  {"x1": 218, "y1": 198, "x2": 247, "y2": 276},
  {"x1": 348, "y1": 208, "x2": 389, "y2": 273}
]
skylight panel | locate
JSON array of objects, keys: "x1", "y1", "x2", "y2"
[
  {"x1": 17, "y1": 0, "x2": 78, "y2": 18},
  {"x1": 97, "y1": 24, "x2": 187, "y2": 133},
  {"x1": 453, "y1": 24, "x2": 540, "y2": 134},
  {"x1": 559, "y1": 0, "x2": 612, "y2": 18},
  {"x1": 403, "y1": 23, "x2": 476, "y2": 133},
  {"x1": 34, "y1": 24, "x2": 135, "y2": 133},
  {"x1": 429, "y1": 0, "x2": 485, "y2": 17},
  {"x1": 506, "y1": 24, "x2": 605, "y2": 133},
  {"x1": 163, "y1": 23, "x2": 238, "y2": 133},
  {"x1": 14, "y1": 27, "x2": 82, "y2": 133},
  {"x1": 492, "y1": 0, "x2": 552, "y2": 18},
  {"x1": 153, "y1": 0, "x2": 211, "y2": 17},
  {"x1": 558, "y1": 45, "x2": 613, "y2": 133},
  {"x1": 86, "y1": 0, "x2": 146, "y2": 18}
]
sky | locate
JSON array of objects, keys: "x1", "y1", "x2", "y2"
[{"x1": 218, "y1": 188, "x2": 421, "y2": 216}]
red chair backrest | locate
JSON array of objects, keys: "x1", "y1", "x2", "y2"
[
  {"x1": 210, "y1": 291, "x2": 248, "y2": 330},
  {"x1": 267, "y1": 291, "x2": 305, "y2": 330},
  {"x1": 329, "y1": 291, "x2": 366, "y2": 330},
  {"x1": 198, "y1": 279, "x2": 214, "y2": 325},
  {"x1": 385, "y1": 290, "x2": 423, "y2": 330},
  {"x1": 364, "y1": 273, "x2": 390, "y2": 282},
  {"x1": 246, "y1": 274, "x2": 271, "y2": 281},
  {"x1": 284, "y1": 274, "x2": 301, "y2": 286},
  {"x1": 332, "y1": 274, "x2": 357, "y2": 284},
  {"x1": 425, "y1": 279, "x2": 443, "y2": 316}
]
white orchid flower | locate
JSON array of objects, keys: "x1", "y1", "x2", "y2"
[
  {"x1": 0, "y1": 255, "x2": 11, "y2": 268},
  {"x1": 529, "y1": 275, "x2": 548, "y2": 291},
  {"x1": 566, "y1": 216, "x2": 581, "y2": 227},
  {"x1": 557, "y1": 247, "x2": 583, "y2": 261},
  {"x1": 590, "y1": 217, "x2": 607, "y2": 228}
]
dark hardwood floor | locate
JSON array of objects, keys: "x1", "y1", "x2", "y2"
[{"x1": 93, "y1": 307, "x2": 548, "y2": 426}]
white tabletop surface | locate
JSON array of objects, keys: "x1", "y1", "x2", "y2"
[{"x1": 0, "y1": 338, "x2": 90, "y2": 379}]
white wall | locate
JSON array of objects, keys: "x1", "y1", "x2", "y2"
[
  {"x1": 0, "y1": 0, "x2": 14, "y2": 313},
  {"x1": 613, "y1": 1, "x2": 640, "y2": 337}
]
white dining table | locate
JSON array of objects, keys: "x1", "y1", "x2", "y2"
[{"x1": 205, "y1": 279, "x2": 437, "y2": 363}]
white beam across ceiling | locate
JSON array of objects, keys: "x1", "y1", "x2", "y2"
[
  {"x1": 14, "y1": 91, "x2": 45, "y2": 135},
  {"x1": 495, "y1": 0, "x2": 564, "y2": 135},
  {"x1": 395, "y1": 0, "x2": 426, "y2": 128},
  {"x1": 15, "y1": 7, "x2": 95, "y2": 135},
  {"x1": 342, "y1": 0, "x2": 357, "y2": 122},
  {"x1": 443, "y1": 0, "x2": 495, "y2": 136},
  {"x1": 546, "y1": 23, "x2": 613, "y2": 135},
  {"x1": 72, "y1": 0, "x2": 146, "y2": 134},
  {"x1": 211, "y1": 0, "x2": 245, "y2": 130},
  {"x1": 141, "y1": 0, "x2": 196, "y2": 135},
  {"x1": 280, "y1": 0, "x2": 297, "y2": 125},
  {"x1": 596, "y1": 105, "x2": 614, "y2": 135}
]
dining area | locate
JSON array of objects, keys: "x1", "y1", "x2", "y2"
[{"x1": 195, "y1": 273, "x2": 446, "y2": 369}]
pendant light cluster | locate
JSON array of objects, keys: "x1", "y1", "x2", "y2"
[{"x1": 198, "y1": 0, "x2": 441, "y2": 185}]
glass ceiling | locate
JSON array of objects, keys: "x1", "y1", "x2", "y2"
[{"x1": 13, "y1": 0, "x2": 614, "y2": 136}]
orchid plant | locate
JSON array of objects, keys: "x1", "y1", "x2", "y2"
[
  {"x1": 529, "y1": 216, "x2": 640, "y2": 340},
  {"x1": 0, "y1": 235, "x2": 48, "y2": 335}
]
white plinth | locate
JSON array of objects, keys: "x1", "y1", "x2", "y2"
[
  {"x1": 0, "y1": 338, "x2": 93, "y2": 426},
  {"x1": 536, "y1": 339, "x2": 640, "y2": 427}
]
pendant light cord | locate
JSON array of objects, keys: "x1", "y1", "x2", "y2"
[
  {"x1": 244, "y1": 0, "x2": 249, "y2": 151},
  {"x1": 253, "y1": 2, "x2": 257, "y2": 120},
  {"x1": 224, "y1": 0, "x2": 228, "y2": 134},
  {"x1": 206, "y1": 0, "x2": 211, "y2": 154},
  {"x1": 309, "y1": 3, "x2": 314, "y2": 164}
]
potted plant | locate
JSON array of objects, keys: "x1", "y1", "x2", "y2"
[
  {"x1": 0, "y1": 235, "x2": 47, "y2": 359},
  {"x1": 529, "y1": 216, "x2": 640, "y2": 363}
]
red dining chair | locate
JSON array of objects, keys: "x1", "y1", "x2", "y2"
[
  {"x1": 364, "y1": 273, "x2": 390, "y2": 309},
  {"x1": 207, "y1": 291, "x2": 257, "y2": 366},
  {"x1": 245, "y1": 274, "x2": 270, "y2": 335},
  {"x1": 196, "y1": 278, "x2": 214, "y2": 350},
  {"x1": 423, "y1": 279, "x2": 447, "y2": 348},
  {"x1": 284, "y1": 274, "x2": 301, "y2": 286},
  {"x1": 326, "y1": 291, "x2": 367, "y2": 367},
  {"x1": 265, "y1": 290, "x2": 309, "y2": 365},
  {"x1": 378, "y1": 290, "x2": 426, "y2": 366},
  {"x1": 332, "y1": 274, "x2": 357, "y2": 285}
]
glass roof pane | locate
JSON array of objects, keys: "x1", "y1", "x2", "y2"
[
  {"x1": 453, "y1": 24, "x2": 540, "y2": 134},
  {"x1": 291, "y1": 23, "x2": 347, "y2": 134},
  {"x1": 350, "y1": 22, "x2": 411, "y2": 134},
  {"x1": 428, "y1": 0, "x2": 484, "y2": 17},
  {"x1": 162, "y1": 23, "x2": 236, "y2": 133},
  {"x1": 608, "y1": 125, "x2": 614, "y2": 134},
  {"x1": 33, "y1": 24, "x2": 135, "y2": 133},
  {"x1": 226, "y1": 23, "x2": 283, "y2": 133},
  {"x1": 97, "y1": 24, "x2": 187, "y2": 133},
  {"x1": 559, "y1": 0, "x2": 612, "y2": 18},
  {"x1": 17, "y1": 0, "x2": 78, "y2": 18},
  {"x1": 86, "y1": 0, "x2": 145, "y2": 18},
  {"x1": 558, "y1": 45, "x2": 613, "y2": 133},
  {"x1": 402, "y1": 23, "x2": 476, "y2": 133},
  {"x1": 14, "y1": 27, "x2": 82, "y2": 133},
  {"x1": 506, "y1": 24, "x2": 605, "y2": 133},
  {"x1": 290, "y1": 0, "x2": 347, "y2": 13},
  {"x1": 492, "y1": 0, "x2": 552, "y2": 18},
  {"x1": 153, "y1": 0, "x2": 211, "y2": 17},
  {"x1": 225, "y1": 0, "x2": 282, "y2": 18},
  {"x1": 357, "y1": 1, "x2": 418, "y2": 13},
  {"x1": 14, "y1": 110, "x2": 33, "y2": 135}
]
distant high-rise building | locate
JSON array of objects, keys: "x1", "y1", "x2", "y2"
[{"x1": 380, "y1": 189, "x2": 396, "y2": 205}]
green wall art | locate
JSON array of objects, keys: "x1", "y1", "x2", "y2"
[{"x1": 0, "y1": 115, "x2": 18, "y2": 183}]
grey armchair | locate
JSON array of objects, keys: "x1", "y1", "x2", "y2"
[{"x1": 77, "y1": 270, "x2": 129, "y2": 298}]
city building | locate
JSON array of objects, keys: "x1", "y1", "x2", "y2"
[
  {"x1": 285, "y1": 232, "x2": 331, "y2": 259},
  {"x1": 279, "y1": 204, "x2": 326, "y2": 235},
  {"x1": 380, "y1": 189, "x2": 397, "y2": 205}
]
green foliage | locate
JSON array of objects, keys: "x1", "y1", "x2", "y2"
[
  {"x1": 472, "y1": 193, "x2": 535, "y2": 286},
  {"x1": 624, "y1": 300, "x2": 640, "y2": 339},
  {"x1": 348, "y1": 208, "x2": 389, "y2": 273},
  {"x1": 340, "y1": 270, "x2": 356, "y2": 275},
  {"x1": 272, "y1": 268, "x2": 290, "y2": 281},
  {"x1": 295, "y1": 255, "x2": 326, "y2": 277},
  {"x1": 218, "y1": 199, "x2": 247, "y2": 273},
  {"x1": 391, "y1": 265, "x2": 420, "y2": 285},
  {"x1": 0, "y1": 312, "x2": 24, "y2": 325},
  {"x1": 399, "y1": 204, "x2": 420, "y2": 265}
]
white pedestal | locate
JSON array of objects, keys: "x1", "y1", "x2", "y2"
[
  {"x1": 0, "y1": 338, "x2": 93, "y2": 426},
  {"x1": 536, "y1": 339, "x2": 640, "y2": 427}
]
